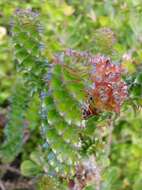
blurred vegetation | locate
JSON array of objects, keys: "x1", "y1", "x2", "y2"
[{"x1": 0, "y1": 0, "x2": 142, "y2": 190}]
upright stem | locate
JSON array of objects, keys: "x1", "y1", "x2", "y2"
[
  {"x1": 93, "y1": 156, "x2": 101, "y2": 190},
  {"x1": 105, "y1": 120, "x2": 114, "y2": 157}
]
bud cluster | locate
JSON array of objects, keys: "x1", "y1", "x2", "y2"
[
  {"x1": 90, "y1": 56, "x2": 128, "y2": 113},
  {"x1": 63, "y1": 49, "x2": 128, "y2": 113}
]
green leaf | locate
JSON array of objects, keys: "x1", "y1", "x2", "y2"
[
  {"x1": 103, "y1": 167, "x2": 120, "y2": 184},
  {"x1": 133, "y1": 176, "x2": 142, "y2": 190},
  {"x1": 135, "y1": 72, "x2": 142, "y2": 84},
  {"x1": 130, "y1": 83, "x2": 142, "y2": 97},
  {"x1": 84, "y1": 185, "x2": 96, "y2": 190},
  {"x1": 21, "y1": 160, "x2": 42, "y2": 177},
  {"x1": 0, "y1": 81, "x2": 30, "y2": 163}
]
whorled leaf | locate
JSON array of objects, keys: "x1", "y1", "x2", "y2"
[
  {"x1": 0, "y1": 82, "x2": 30, "y2": 163},
  {"x1": 11, "y1": 9, "x2": 48, "y2": 92}
]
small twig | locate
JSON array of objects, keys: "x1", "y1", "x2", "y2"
[
  {"x1": 3, "y1": 180, "x2": 35, "y2": 190},
  {"x1": 0, "y1": 164, "x2": 21, "y2": 175},
  {"x1": 0, "y1": 179, "x2": 6, "y2": 190}
]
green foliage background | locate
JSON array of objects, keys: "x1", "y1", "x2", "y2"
[{"x1": 0, "y1": 0, "x2": 142, "y2": 189}]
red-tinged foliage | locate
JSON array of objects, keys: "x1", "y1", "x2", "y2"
[
  {"x1": 90, "y1": 56, "x2": 128, "y2": 113},
  {"x1": 56, "y1": 49, "x2": 128, "y2": 118}
]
